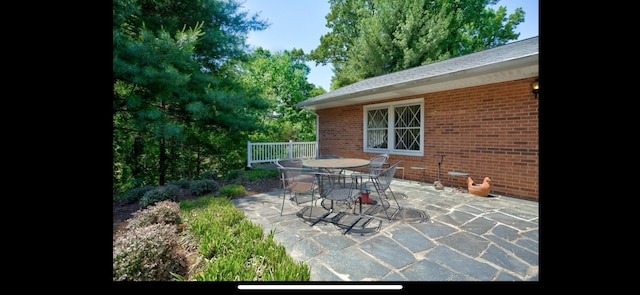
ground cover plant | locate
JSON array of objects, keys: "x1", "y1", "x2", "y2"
[{"x1": 113, "y1": 167, "x2": 310, "y2": 281}]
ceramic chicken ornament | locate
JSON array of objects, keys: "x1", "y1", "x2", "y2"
[{"x1": 468, "y1": 177, "x2": 491, "y2": 197}]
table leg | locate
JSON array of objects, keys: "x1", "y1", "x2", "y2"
[{"x1": 450, "y1": 174, "x2": 454, "y2": 192}]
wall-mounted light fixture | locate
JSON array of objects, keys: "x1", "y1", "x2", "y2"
[{"x1": 531, "y1": 79, "x2": 539, "y2": 99}]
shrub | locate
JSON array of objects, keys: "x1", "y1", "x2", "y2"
[
  {"x1": 139, "y1": 185, "x2": 179, "y2": 208},
  {"x1": 246, "y1": 168, "x2": 278, "y2": 181},
  {"x1": 125, "y1": 185, "x2": 154, "y2": 204},
  {"x1": 126, "y1": 200, "x2": 181, "y2": 230},
  {"x1": 189, "y1": 179, "x2": 218, "y2": 196},
  {"x1": 218, "y1": 184, "x2": 246, "y2": 198},
  {"x1": 113, "y1": 223, "x2": 187, "y2": 281},
  {"x1": 224, "y1": 169, "x2": 247, "y2": 183},
  {"x1": 168, "y1": 178, "x2": 190, "y2": 189},
  {"x1": 199, "y1": 170, "x2": 217, "y2": 180}
]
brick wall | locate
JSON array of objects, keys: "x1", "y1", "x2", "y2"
[{"x1": 316, "y1": 78, "x2": 539, "y2": 201}]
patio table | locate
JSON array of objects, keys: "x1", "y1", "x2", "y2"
[
  {"x1": 302, "y1": 158, "x2": 375, "y2": 234},
  {"x1": 304, "y1": 158, "x2": 371, "y2": 189},
  {"x1": 302, "y1": 158, "x2": 370, "y2": 170}
]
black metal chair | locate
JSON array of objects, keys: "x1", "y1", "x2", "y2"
[
  {"x1": 313, "y1": 170, "x2": 374, "y2": 234},
  {"x1": 361, "y1": 161, "x2": 403, "y2": 221},
  {"x1": 317, "y1": 170, "x2": 358, "y2": 212},
  {"x1": 275, "y1": 157, "x2": 304, "y2": 168},
  {"x1": 277, "y1": 166, "x2": 318, "y2": 216},
  {"x1": 351, "y1": 154, "x2": 389, "y2": 188},
  {"x1": 275, "y1": 158, "x2": 305, "y2": 202},
  {"x1": 317, "y1": 154, "x2": 347, "y2": 187}
]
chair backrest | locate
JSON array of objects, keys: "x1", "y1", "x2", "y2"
[
  {"x1": 317, "y1": 172, "x2": 357, "y2": 201},
  {"x1": 371, "y1": 161, "x2": 401, "y2": 192},
  {"x1": 278, "y1": 167, "x2": 317, "y2": 193},
  {"x1": 368, "y1": 154, "x2": 389, "y2": 173},
  {"x1": 377, "y1": 153, "x2": 389, "y2": 159},
  {"x1": 275, "y1": 158, "x2": 304, "y2": 168}
]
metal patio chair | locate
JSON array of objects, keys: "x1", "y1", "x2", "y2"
[
  {"x1": 361, "y1": 161, "x2": 403, "y2": 221},
  {"x1": 317, "y1": 170, "x2": 359, "y2": 212},
  {"x1": 275, "y1": 157, "x2": 304, "y2": 168},
  {"x1": 317, "y1": 154, "x2": 348, "y2": 187},
  {"x1": 295, "y1": 170, "x2": 383, "y2": 235},
  {"x1": 351, "y1": 154, "x2": 389, "y2": 188},
  {"x1": 275, "y1": 157, "x2": 305, "y2": 201},
  {"x1": 277, "y1": 166, "x2": 318, "y2": 216}
]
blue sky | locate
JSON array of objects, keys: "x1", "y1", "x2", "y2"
[{"x1": 241, "y1": 0, "x2": 539, "y2": 91}]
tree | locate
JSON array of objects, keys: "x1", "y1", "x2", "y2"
[
  {"x1": 113, "y1": 0, "x2": 269, "y2": 191},
  {"x1": 240, "y1": 48, "x2": 323, "y2": 142},
  {"x1": 308, "y1": 0, "x2": 524, "y2": 89}
]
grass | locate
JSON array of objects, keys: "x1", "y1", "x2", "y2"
[
  {"x1": 179, "y1": 196, "x2": 310, "y2": 281},
  {"x1": 244, "y1": 167, "x2": 279, "y2": 181},
  {"x1": 114, "y1": 167, "x2": 311, "y2": 281}
]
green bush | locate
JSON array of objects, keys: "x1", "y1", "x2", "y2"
[
  {"x1": 127, "y1": 200, "x2": 182, "y2": 230},
  {"x1": 245, "y1": 168, "x2": 278, "y2": 181},
  {"x1": 218, "y1": 184, "x2": 246, "y2": 198},
  {"x1": 113, "y1": 223, "x2": 187, "y2": 281},
  {"x1": 125, "y1": 185, "x2": 154, "y2": 204},
  {"x1": 139, "y1": 185, "x2": 179, "y2": 208},
  {"x1": 189, "y1": 179, "x2": 218, "y2": 196},
  {"x1": 113, "y1": 170, "x2": 309, "y2": 282},
  {"x1": 224, "y1": 169, "x2": 247, "y2": 183},
  {"x1": 199, "y1": 170, "x2": 217, "y2": 180},
  {"x1": 168, "y1": 178, "x2": 190, "y2": 189}
]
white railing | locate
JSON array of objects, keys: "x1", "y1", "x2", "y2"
[{"x1": 247, "y1": 140, "x2": 317, "y2": 167}]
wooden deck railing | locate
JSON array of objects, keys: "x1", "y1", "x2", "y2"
[{"x1": 247, "y1": 140, "x2": 317, "y2": 167}]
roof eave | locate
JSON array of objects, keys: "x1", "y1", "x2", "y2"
[{"x1": 298, "y1": 54, "x2": 538, "y2": 111}]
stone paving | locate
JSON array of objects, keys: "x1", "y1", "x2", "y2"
[{"x1": 232, "y1": 178, "x2": 539, "y2": 282}]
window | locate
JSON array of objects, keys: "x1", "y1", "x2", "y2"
[{"x1": 363, "y1": 98, "x2": 424, "y2": 156}]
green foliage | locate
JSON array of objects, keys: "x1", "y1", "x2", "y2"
[
  {"x1": 241, "y1": 48, "x2": 317, "y2": 142},
  {"x1": 139, "y1": 185, "x2": 179, "y2": 208},
  {"x1": 113, "y1": 223, "x2": 187, "y2": 281},
  {"x1": 189, "y1": 179, "x2": 219, "y2": 196},
  {"x1": 218, "y1": 184, "x2": 246, "y2": 198},
  {"x1": 114, "y1": 169, "x2": 308, "y2": 282},
  {"x1": 198, "y1": 170, "x2": 217, "y2": 180},
  {"x1": 125, "y1": 185, "x2": 155, "y2": 204},
  {"x1": 309, "y1": 0, "x2": 525, "y2": 89},
  {"x1": 126, "y1": 200, "x2": 182, "y2": 230},
  {"x1": 180, "y1": 196, "x2": 311, "y2": 281},
  {"x1": 168, "y1": 178, "x2": 191, "y2": 189},
  {"x1": 245, "y1": 168, "x2": 279, "y2": 181},
  {"x1": 223, "y1": 169, "x2": 247, "y2": 183},
  {"x1": 113, "y1": 0, "x2": 272, "y2": 194}
]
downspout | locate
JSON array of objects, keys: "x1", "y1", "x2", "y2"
[{"x1": 303, "y1": 106, "x2": 319, "y2": 158}]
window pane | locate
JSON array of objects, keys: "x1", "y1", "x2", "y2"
[
  {"x1": 394, "y1": 105, "x2": 421, "y2": 150},
  {"x1": 367, "y1": 129, "x2": 388, "y2": 148},
  {"x1": 367, "y1": 109, "x2": 388, "y2": 128},
  {"x1": 394, "y1": 128, "x2": 420, "y2": 150},
  {"x1": 367, "y1": 108, "x2": 388, "y2": 148}
]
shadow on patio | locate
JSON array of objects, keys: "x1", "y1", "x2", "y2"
[{"x1": 232, "y1": 177, "x2": 539, "y2": 281}]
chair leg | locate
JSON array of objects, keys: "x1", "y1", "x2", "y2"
[
  {"x1": 293, "y1": 192, "x2": 298, "y2": 205},
  {"x1": 280, "y1": 190, "x2": 286, "y2": 216},
  {"x1": 384, "y1": 187, "x2": 401, "y2": 209}
]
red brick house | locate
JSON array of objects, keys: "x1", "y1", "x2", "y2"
[{"x1": 297, "y1": 36, "x2": 539, "y2": 201}]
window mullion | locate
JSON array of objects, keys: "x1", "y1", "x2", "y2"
[{"x1": 388, "y1": 106, "x2": 394, "y2": 152}]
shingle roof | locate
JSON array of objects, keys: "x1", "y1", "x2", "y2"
[{"x1": 298, "y1": 36, "x2": 538, "y2": 110}]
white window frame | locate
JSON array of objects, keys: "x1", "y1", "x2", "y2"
[{"x1": 363, "y1": 97, "x2": 424, "y2": 156}]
